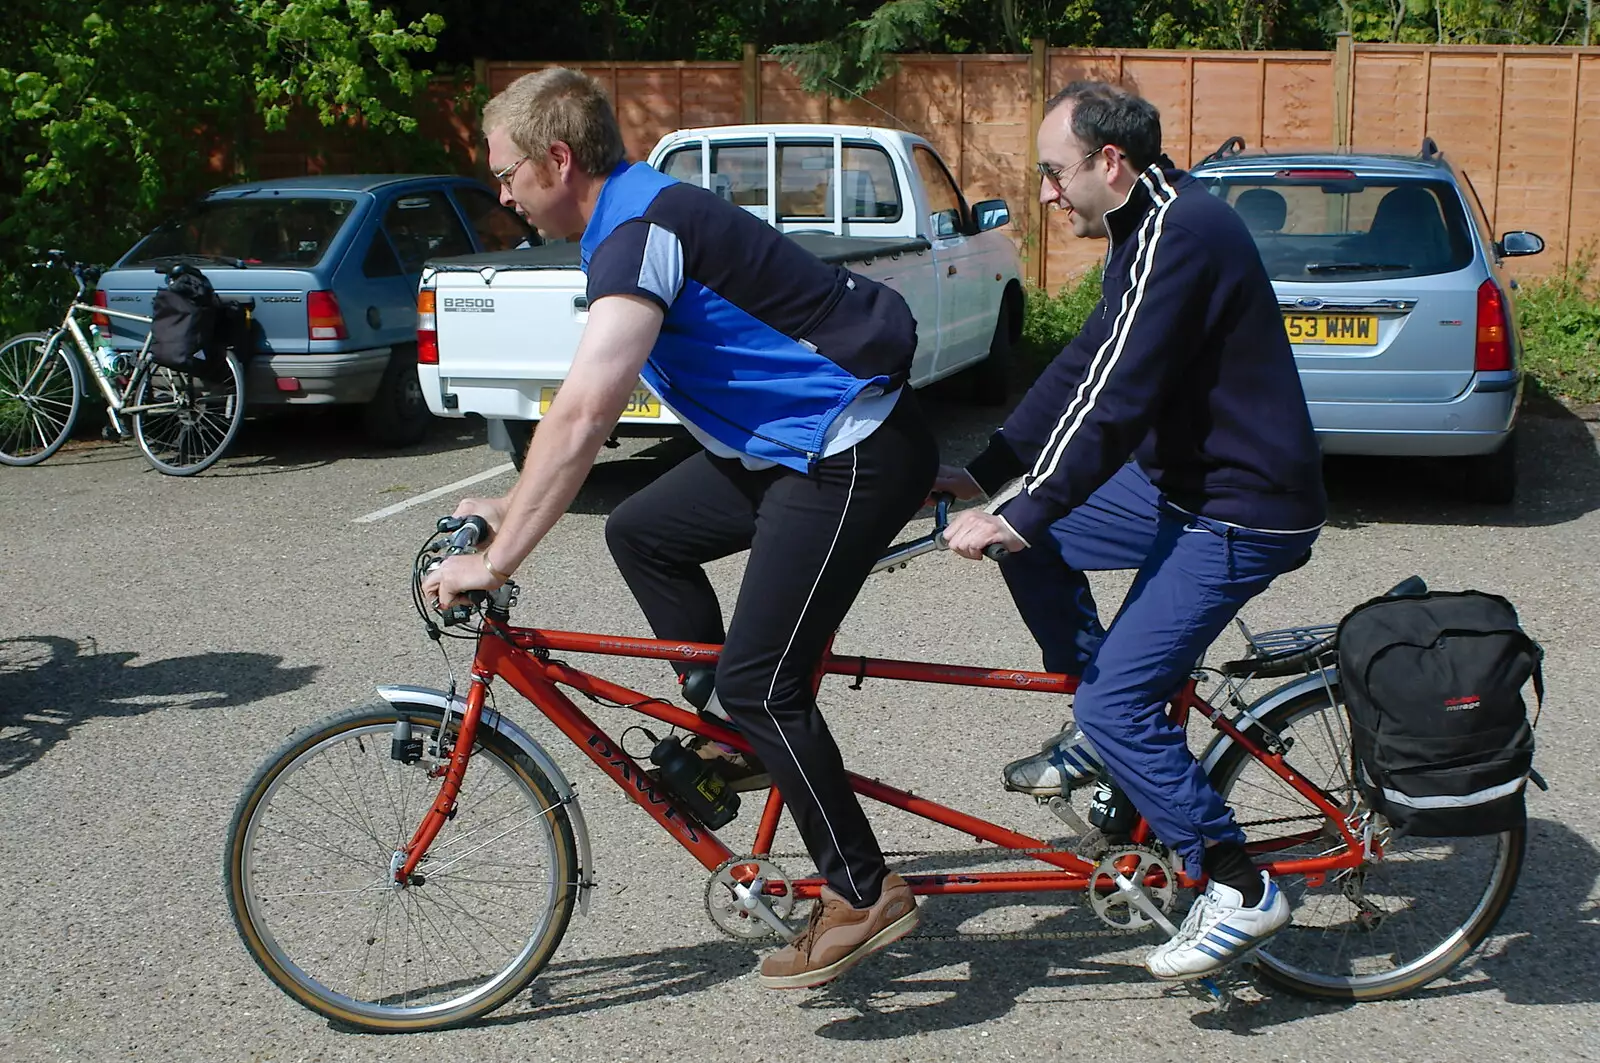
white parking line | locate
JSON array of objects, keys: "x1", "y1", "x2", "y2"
[{"x1": 352, "y1": 463, "x2": 516, "y2": 523}]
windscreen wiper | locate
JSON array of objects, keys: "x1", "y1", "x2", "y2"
[
  {"x1": 1305, "y1": 262, "x2": 1410, "y2": 274},
  {"x1": 135, "y1": 253, "x2": 249, "y2": 269}
]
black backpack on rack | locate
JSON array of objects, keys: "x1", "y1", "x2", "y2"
[
  {"x1": 150, "y1": 266, "x2": 232, "y2": 382},
  {"x1": 1337, "y1": 588, "x2": 1543, "y2": 838}
]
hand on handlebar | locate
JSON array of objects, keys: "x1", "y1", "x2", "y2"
[
  {"x1": 942, "y1": 509, "x2": 1027, "y2": 561},
  {"x1": 450, "y1": 495, "x2": 509, "y2": 538},
  {"x1": 421, "y1": 552, "x2": 502, "y2": 613}
]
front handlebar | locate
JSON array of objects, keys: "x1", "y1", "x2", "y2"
[
  {"x1": 419, "y1": 515, "x2": 499, "y2": 626},
  {"x1": 32, "y1": 251, "x2": 101, "y2": 297},
  {"x1": 419, "y1": 493, "x2": 1007, "y2": 629}
]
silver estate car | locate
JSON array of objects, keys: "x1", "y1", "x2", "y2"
[{"x1": 1191, "y1": 139, "x2": 1544, "y2": 503}]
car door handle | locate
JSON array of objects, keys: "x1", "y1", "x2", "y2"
[
  {"x1": 574, "y1": 296, "x2": 588, "y2": 311},
  {"x1": 947, "y1": 265, "x2": 958, "y2": 276}
]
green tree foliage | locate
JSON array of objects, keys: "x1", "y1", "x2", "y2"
[
  {"x1": 0, "y1": 1, "x2": 443, "y2": 335},
  {"x1": 4, "y1": 0, "x2": 1594, "y2": 337},
  {"x1": 770, "y1": 0, "x2": 946, "y2": 95},
  {"x1": 775, "y1": 0, "x2": 1590, "y2": 95}
]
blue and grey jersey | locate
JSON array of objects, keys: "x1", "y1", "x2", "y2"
[{"x1": 581, "y1": 162, "x2": 919, "y2": 472}]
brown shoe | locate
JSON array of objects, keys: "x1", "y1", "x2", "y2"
[
  {"x1": 684, "y1": 734, "x2": 772, "y2": 792},
  {"x1": 758, "y1": 872, "x2": 920, "y2": 990}
]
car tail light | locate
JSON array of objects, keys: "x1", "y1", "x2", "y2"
[
  {"x1": 1275, "y1": 168, "x2": 1357, "y2": 180},
  {"x1": 91, "y1": 289, "x2": 111, "y2": 331},
  {"x1": 307, "y1": 290, "x2": 348, "y2": 340},
  {"x1": 1475, "y1": 279, "x2": 1510, "y2": 372},
  {"x1": 417, "y1": 289, "x2": 438, "y2": 365}
]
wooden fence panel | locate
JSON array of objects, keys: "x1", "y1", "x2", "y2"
[
  {"x1": 953, "y1": 59, "x2": 1034, "y2": 233},
  {"x1": 1498, "y1": 52, "x2": 1585, "y2": 268},
  {"x1": 1572, "y1": 55, "x2": 1600, "y2": 264},
  {"x1": 290, "y1": 46, "x2": 1600, "y2": 290}
]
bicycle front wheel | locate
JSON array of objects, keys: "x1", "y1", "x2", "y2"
[
  {"x1": 130, "y1": 353, "x2": 245, "y2": 475},
  {"x1": 0, "y1": 331, "x2": 82, "y2": 466},
  {"x1": 1209, "y1": 681, "x2": 1524, "y2": 1001},
  {"x1": 225, "y1": 702, "x2": 579, "y2": 1032}
]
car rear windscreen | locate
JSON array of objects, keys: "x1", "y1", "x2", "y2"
[
  {"x1": 125, "y1": 197, "x2": 357, "y2": 268},
  {"x1": 1202, "y1": 175, "x2": 1474, "y2": 282}
]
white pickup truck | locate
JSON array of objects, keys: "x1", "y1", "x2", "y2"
[{"x1": 416, "y1": 124, "x2": 1024, "y2": 463}]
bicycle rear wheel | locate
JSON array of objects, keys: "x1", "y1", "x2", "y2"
[
  {"x1": 130, "y1": 353, "x2": 245, "y2": 475},
  {"x1": 0, "y1": 331, "x2": 82, "y2": 466},
  {"x1": 225, "y1": 702, "x2": 579, "y2": 1032},
  {"x1": 1208, "y1": 682, "x2": 1524, "y2": 1000}
]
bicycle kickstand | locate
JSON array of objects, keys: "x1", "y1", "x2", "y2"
[{"x1": 1108, "y1": 868, "x2": 1239, "y2": 1012}]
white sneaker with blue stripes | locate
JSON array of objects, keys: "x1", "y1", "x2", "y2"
[
  {"x1": 1001, "y1": 725, "x2": 1104, "y2": 796},
  {"x1": 1145, "y1": 871, "x2": 1290, "y2": 980}
]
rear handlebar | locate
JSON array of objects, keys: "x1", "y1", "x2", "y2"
[{"x1": 870, "y1": 493, "x2": 1008, "y2": 574}]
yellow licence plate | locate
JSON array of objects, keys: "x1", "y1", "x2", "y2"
[
  {"x1": 1283, "y1": 313, "x2": 1379, "y2": 345},
  {"x1": 539, "y1": 384, "x2": 661, "y2": 418}
]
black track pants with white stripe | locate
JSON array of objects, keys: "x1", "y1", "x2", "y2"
[{"x1": 605, "y1": 391, "x2": 938, "y2": 907}]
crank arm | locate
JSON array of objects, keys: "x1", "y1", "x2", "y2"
[
  {"x1": 1113, "y1": 870, "x2": 1181, "y2": 937},
  {"x1": 735, "y1": 878, "x2": 800, "y2": 943}
]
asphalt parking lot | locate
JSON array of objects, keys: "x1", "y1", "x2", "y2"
[{"x1": 2, "y1": 390, "x2": 1597, "y2": 1063}]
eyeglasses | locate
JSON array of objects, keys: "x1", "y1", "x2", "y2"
[
  {"x1": 1037, "y1": 145, "x2": 1113, "y2": 192},
  {"x1": 493, "y1": 154, "x2": 530, "y2": 188}
]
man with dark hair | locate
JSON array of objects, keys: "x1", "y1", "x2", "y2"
[
  {"x1": 426, "y1": 68, "x2": 936, "y2": 990},
  {"x1": 939, "y1": 80, "x2": 1327, "y2": 980}
]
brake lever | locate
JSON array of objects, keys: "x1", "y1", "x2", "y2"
[
  {"x1": 927, "y1": 492, "x2": 1008, "y2": 562},
  {"x1": 436, "y1": 514, "x2": 491, "y2": 553}
]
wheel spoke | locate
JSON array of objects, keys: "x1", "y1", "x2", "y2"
[
  {"x1": 1215, "y1": 684, "x2": 1519, "y2": 997},
  {"x1": 229, "y1": 712, "x2": 572, "y2": 1029}
]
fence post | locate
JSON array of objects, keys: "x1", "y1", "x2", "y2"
[
  {"x1": 1029, "y1": 37, "x2": 1048, "y2": 289},
  {"x1": 471, "y1": 58, "x2": 489, "y2": 172},
  {"x1": 742, "y1": 42, "x2": 760, "y2": 123},
  {"x1": 1333, "y1": 32, "x2": 1353, "y2": 150}
]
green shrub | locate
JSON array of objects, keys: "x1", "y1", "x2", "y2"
[
  {"x1": 1515, "y1": 253, "x2": 1600, "y2": 406},
  {"x1": 1019, "y1": 264, "x2": 1102, "y2": 372}
]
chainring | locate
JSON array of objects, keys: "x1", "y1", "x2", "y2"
[
  {"x1": 703, "y1": 856, "x2": 798, "y2": 940},
  {"x1": 1087, "y1": 845, "x2": 1177, "y2": 931}
]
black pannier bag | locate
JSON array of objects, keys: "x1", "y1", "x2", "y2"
[
  {"x1": 1337, "y1": 589, "x2": 1543, "y2": 837},
  {"x1": 150, "y1": 267, "x2": 231, "y2": 382}
]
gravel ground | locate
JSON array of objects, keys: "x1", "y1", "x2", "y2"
[{"x1": 2, "y1": 390, "x2": 1596, "y2": 1063}]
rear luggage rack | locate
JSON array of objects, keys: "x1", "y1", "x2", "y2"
[{"x1": 1218, "y1": 621, "x2": 1339, "y2": 679}]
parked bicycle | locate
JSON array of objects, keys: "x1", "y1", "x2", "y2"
[
  {"x1": 0, "y1": 251, "x2": 250, "y2": 475},
  {"x1": 224, "y1": 500, "x2": 1525, "y2": 1031}
]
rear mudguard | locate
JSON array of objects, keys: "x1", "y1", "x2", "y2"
[{"x1": 1198, "y1": 669, "x2": 1341, "y2": 776}]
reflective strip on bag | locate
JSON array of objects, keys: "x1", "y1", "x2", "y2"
[{"x1": 1379, "y1": 774, "x2": 1527, "y2": 810}]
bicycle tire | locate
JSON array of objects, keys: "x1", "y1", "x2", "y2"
[
  {"x1": 130, "y1": 352, "x2": 245, "y2": 475},
  {"x1": 0, "y1": 331, "x2": 82, "y2": 466},
  {"x1": 225, "y1": 701, "x2": 579, "y2": 1032},
  {"x1": 1208, "y1": 681, "x2": 1524, "y2": 1001}
]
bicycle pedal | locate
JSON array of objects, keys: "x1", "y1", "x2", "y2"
[
  {"x1": 100, "y1": 424, "x2": 124, "y2": 442},
  {"x1": 1188, "y1": 977, "x2": 1236, "y2": 1012}
]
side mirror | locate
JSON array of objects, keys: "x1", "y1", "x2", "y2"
[
  {"x1": 1496, "y1": 231, "x2": 1544, "y2": 258},
  {"x1": 972, "y1": 199, "x2": 1011, "y2": 233}
]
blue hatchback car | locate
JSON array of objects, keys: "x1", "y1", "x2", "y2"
[
  {"x1": 1191, "y1": 139, "x2": 1544, "y2": 503},
  {"x1": 94, "y1": 175, "x2": 536, "y2": 445}
]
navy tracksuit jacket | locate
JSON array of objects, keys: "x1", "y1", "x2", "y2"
[{"x1": 967, "y1": 162, "x2": 1328, "y2": 880}]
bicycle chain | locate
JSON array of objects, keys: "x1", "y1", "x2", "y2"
[{"x1": 721, "y1": 846, "x2": 1169, "y2": 943}]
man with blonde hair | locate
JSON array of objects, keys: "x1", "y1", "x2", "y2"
[{"x1": 425, "y1": 68, "x2": 936, "y2": 990}]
